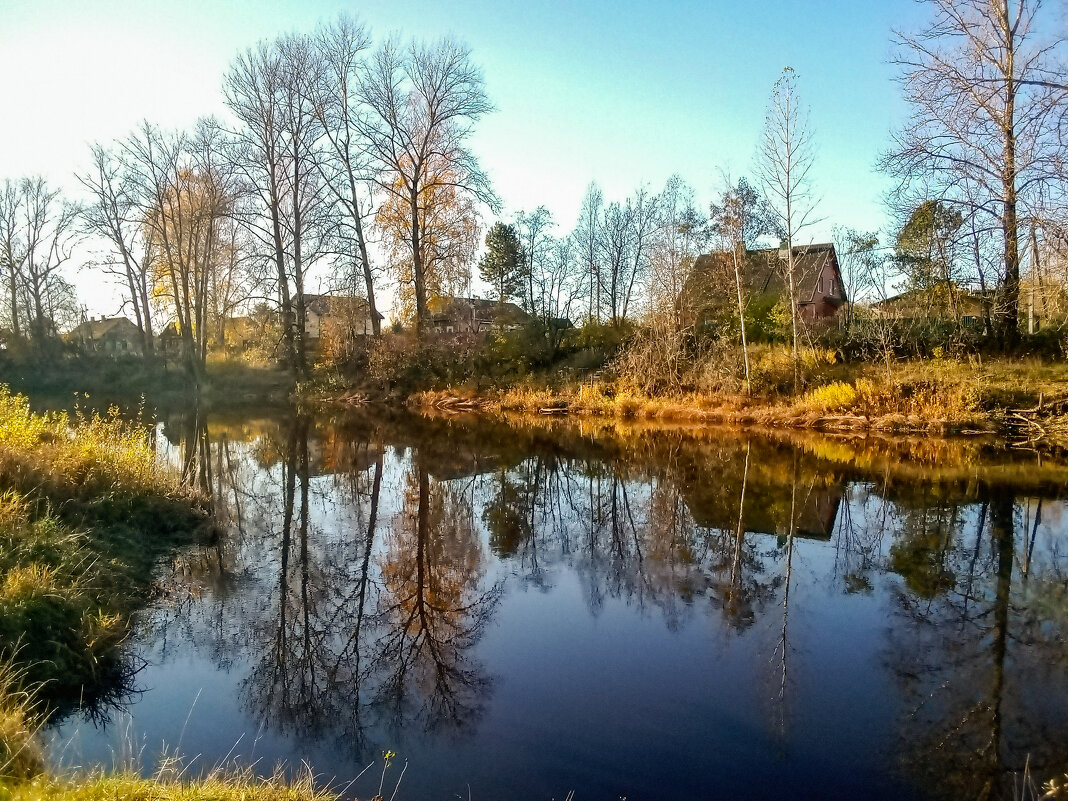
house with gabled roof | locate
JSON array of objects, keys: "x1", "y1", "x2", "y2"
[
  {"x1": 303, "y1": 294, "x2": 384, "y2": 341},
  {"x1": 686, "y1": 242, "x2": 847, "y2": 325},
  {"x1": 428, "y1": 296, "x2": 532, "y2": 335},
  {"x1": 67, "y1": 316, "x2": 145, "y2": 357}
]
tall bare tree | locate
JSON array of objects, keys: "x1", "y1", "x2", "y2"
[
  {"x1": 623, "y1": 186, "x2": 659, "y2": 322},
  {"x1": 123, "y1": 120, "x2": 235, "y2": 384},
  {"x1": 309, "y1": 15, "x2": 382, "y2": 336},
  {"x1": 757, "y1": 67, "x2": 821, "y2": 386},
  {"x1": 359, "y1": 37, "x2": 497, "y2": 339},
  {"x1": 77, "y1": 144, "x2": 156, "y2": 359},
  {"x1": 574, "y1": 182, "x2": 604, "y2": 323},
  {"x1": 514, "y1": 206, "x2": 554, "y2": 315},
  {"x1": 226, "y1": 33, "x2": 334, "y2": 377},
  {"x1": 648, "y1": 174, "x2": 704, "y2": 336},
  {"x1": 880, "y1": 0, "x2": 1068, "y2": 344},
  {"x1": 16, "y1": 177, "x2": 80, "y2": 346},
  {"x1": 0, "y1": 180, "x2": 25, "y2": 339}
]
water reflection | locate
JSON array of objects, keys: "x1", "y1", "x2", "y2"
[{"x1": 55, "y1": 410, "x2": 1068, "y2": 800}]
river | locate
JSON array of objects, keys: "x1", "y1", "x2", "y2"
[{"x1": 47, "y1": 407, "x2": 1068, "y2": 800}]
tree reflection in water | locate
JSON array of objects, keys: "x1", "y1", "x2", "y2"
[{"x1": 119, "y1": 411, "x2": 1068, "y2": 798}]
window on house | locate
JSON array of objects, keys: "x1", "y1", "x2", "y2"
[{"x1": 818, "y1": 276, "x2": 824, "y2": 293}]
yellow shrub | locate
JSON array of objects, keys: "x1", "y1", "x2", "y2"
[{"x1": 801, "y1": 382, "x2": 858, "y2": 412}]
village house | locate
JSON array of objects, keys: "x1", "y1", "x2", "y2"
[
  {"x1": 868, "y1": 287, "x2": 991, "y2": 330},
  {"x1": 304, "y1": 294, "x2": 384, "y2": 342},
  {"x1": 428, "y1": 296, "x2": 531, "y2": 335},
  {"x1": 686, "y1": 242, "x2": 847, "y2": 327},
  {"x1": 67, "y1": 316, "x2": 146, "y2": 357}
]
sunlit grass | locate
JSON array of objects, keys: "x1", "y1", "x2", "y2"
[
  {"x1": 411, "y1": 352, "x2": 1068, "y2": 440},
  {"x1": 4, "y1": 765, "x2": 336, "y2": 801}
]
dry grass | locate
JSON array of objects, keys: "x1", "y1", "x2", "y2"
[
  {"x1": 409, "y1": 354, "x2": 1068, "y2": 440},
  {"x1": 4, "y1": 765, "x2": 338, "y2": 801},
  {"x1": 0, "y1": 387, "x2": 183, "y2": 500}
]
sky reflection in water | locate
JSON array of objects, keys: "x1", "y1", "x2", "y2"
[{"x1": 50, "y1": 410, "x2": 1068, "y2": 801}]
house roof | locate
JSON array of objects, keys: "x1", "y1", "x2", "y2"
[
  {"x1": 689, "y1": 243, "x2": 846, "y2": 306},
  {"x1": 304, "y1": 294, "x2": 385, "y2": 319},
  {"x1": 68, "y1": 317, "x2": 140, "y2": 340},
  {"x1": 429, "y1": 296, "x2": 531, "y2": 326}
]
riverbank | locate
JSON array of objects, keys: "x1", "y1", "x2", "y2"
[
  {"x1": 0, "y1": 357, "x2": 293, "y2": 412},
  {"x1": 0, "y1": 387, "x2": 328, "y2": 801},
  {"x1": 402, "y1": 357, "x2": 1068, "y2": 445}
]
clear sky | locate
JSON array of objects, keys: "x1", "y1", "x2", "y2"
[{"x1": 0, "y1": 0, "x2": 926, "y2": 315}]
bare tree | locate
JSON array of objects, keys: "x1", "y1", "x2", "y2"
[
  {"x1": 648, "y1": 174, "x2": 705, "y2": 335},
  {"x1": 123, "y1": 120, "x2": 236, "y2": 384},
  {"x1": 574, "y1": 182, "x2": 604, "y2": 323},
  {"x1": 0, "y1": 180, "x2": 25, "y2": 338},
  {"x1": 879, "y1": 0, "x2": 1068, "y2": 344},
  {"x1": 77, "y1": 144, "x2": 156, "y2": 359},
  {"x1": 757, "y1": 67, "x2": 821, "y2": 387},
  {"x1": 710, "y1": 176, "x2": 779, "y2": 394},
  {"x1": 225, "y1": 38, "x2": 315, "y2": 376},
  {"x1": 359, "y1": 36, "x2": 498, "y2": 339},
  {"x1": 623, "y1": 186, "x2": 659, "y2": 322},
  {"x1": 514, "y1": 206, "x2": 554, "y2": 315},
  {"x1": 16, "y1": 177, "x2": 80, "y2": 346},
  {"x1": 309, "y1": 15, "x2": 382, "y2": 336},
  {"x1": 600, "y1": 199, "x2": 632, "y2": 325}
]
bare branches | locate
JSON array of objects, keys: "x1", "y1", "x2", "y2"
[
  {"x1": 360, "y1": 36, "x2": 497, "y2": 337},
  {"x1": 880, "y1": 0, "x2": 1068, "y2": 341},
  {"x1": 757, "y1": 67, "x2": 822, "y2": 384}
]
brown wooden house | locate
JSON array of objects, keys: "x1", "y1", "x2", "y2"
[{"x1": 686, "y1": 243, "x2": 847, "y2": 326}]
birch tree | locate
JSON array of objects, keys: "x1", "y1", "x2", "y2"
[
  {"x1": 710, "y1": 176, "x2": 779, "y2": 394},
  {"x1": 359, "y1": 37, "x2": 497, "y2": 339},
  {"x1": 757, "y1": 67, "x2": 820, "y2": 387}
]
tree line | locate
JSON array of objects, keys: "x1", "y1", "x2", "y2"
[{"x1": 0, "y1": 0, "x2": 1065, "y2": 388}]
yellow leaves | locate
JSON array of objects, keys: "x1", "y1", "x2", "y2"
[{"x1": 375, "y1": 162, "x2": 480, "y2": 320}]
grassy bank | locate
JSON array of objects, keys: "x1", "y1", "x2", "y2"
[
  {"x1": 408, "y1": 353, "x2": 1068, "y2": 444},
  {"x1": 0, "y1": 386, "x2": 327, "y2": 801}
]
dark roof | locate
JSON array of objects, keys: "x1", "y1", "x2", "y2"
[
  {"x1": 689, "y1": 243, "x2": 846, "y2": 306},
  {"x1": 304, "y1": 294, "x2": 385, "y2": 319},
  {"x1": 429, "y1": 296, "x2": 531, "y2": 326},
  {"x1": 68, "y1": 317, "x2": 141, "y2": 340}
]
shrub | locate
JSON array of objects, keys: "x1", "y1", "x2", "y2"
[{"x1": 801, "y1": 381, "x2": 858, "y2": 412}]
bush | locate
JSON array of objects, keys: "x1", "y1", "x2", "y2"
[{"x1": 800, "y1": 381, "x2": 858, "y2": 412}]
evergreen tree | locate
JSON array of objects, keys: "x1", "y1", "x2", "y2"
[{"x1": 478, "y1": 222, "x2": 524, "y2": 303}]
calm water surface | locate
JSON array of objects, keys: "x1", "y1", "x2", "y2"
[{"x1": 48, "y1": 409, "x2": 1068, "y2": 800}]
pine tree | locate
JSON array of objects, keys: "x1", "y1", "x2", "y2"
[{"x1": 478, "y1": 223, "x2": 524, "y2": 303}]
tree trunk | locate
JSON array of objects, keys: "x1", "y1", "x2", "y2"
[
  {"x1": 732, "y1": 243, "x2": 752, "y2": 395},
  {"x1": 411, "y1": 187, "x2": 427, "y2": 341},
  {"x1": 999, "y1": 12, "x2": 1020, "y2": 346}
]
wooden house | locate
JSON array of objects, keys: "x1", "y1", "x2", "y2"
[
  {"x1": 686, "y1": 243, "x2": 847, "y2": 325},
  {"x1": 67, "y1": 316, "x2": 145, "y2": 357}
]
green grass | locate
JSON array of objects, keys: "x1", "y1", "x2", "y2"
[{"x1": 0, "y1": 385, "x2": 230, "y2": 797}]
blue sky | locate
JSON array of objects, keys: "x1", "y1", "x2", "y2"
[{"x1": 0, "y1": 0, "x2": 926, "y2": 313}]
